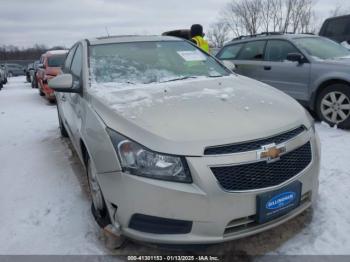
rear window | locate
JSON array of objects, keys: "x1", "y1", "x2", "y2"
[
  {"x1": 323, "y1": 17, "x2": 350, "y2": 38},
  {"x1": 48, "y1": 55, "x2": 66, "y2": 67}
]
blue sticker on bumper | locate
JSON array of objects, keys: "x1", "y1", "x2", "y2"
[{"x1": 257, "y1": 181, "x2": 302, "y2": 224}]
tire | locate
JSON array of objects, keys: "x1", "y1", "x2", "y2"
[
  {"x1": 86, "y1": 156, "x2": 111, "y2": 228},
  {"x1": 57, "y1": 108, "x2": 68, "y2": 138},
  {"x1": 39, "y1": 87, "x2": 45, "y2": 96},
  {"x1": 4, "y1": 78, "x2": 7, "y2": 84},
  {"x1": 316, "y1": 83, "x2": 350, "y2": 129}
]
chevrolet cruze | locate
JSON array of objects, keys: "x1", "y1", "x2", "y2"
[{"x1": 49, "y1": 35, "x2": 320, "y2": 246}]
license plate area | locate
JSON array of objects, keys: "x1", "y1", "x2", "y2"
[{"x1": 256, "y1": 181, "x2": 302, "y2": 224}]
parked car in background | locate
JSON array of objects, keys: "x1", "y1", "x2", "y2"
[
  {"x1": 216, "y1": 33, "x2": 350, "y2": 128},
  {"x1": 31, "y1": 60, "x2": 40, "y2": 88},
  {"x1": 49, "y1": 35, "x2": 320, "y2": 247},
  {"x1": 25, "y1": 63, "x2": 34, "y2": 83},
  {"x1": 319, "y1": 14, "x2": 350, "y2": 49},
  {"x1": 6, "y1": 63, "x2": 25, "y2": 77},
  {"x1": 0, "y1": 67, "x2": 4, "y2": 89},
  {"x1": 0, "y1": 64, "x2": 8, "y2": 84},
  {"x1": 37, "y1": 50, "x2": 68, "y2": 101}
]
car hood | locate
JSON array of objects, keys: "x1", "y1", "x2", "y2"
[
  {"x1": 89, "y1": 75, "x2": 310, "y2": 156},
  {"x1": 317, "y1": 56, "x2": 350, "y2": 66}
]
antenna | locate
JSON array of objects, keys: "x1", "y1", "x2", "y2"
[{"x1": 105, "y1": 27, "x2": 110, "y2": 37}]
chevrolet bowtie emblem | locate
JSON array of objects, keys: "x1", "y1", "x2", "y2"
[{"x1": 257, "y1": 143, "x2": 286, "y2": 163}]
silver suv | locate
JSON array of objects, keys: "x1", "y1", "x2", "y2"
[
  {"x1": 217, "y1": 34, "x2": 350, "y2": 128},
  {"x1": 49, "y1": 35, "x2": 320, "y2": 246}
]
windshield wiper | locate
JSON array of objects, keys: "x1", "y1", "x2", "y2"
[{"x1": 160, "y1": 76, "x2": 197, "y2": 83}]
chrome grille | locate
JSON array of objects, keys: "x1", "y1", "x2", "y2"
[{"x1": 211, "y1": 142, "x2": 312, "y2": 191}]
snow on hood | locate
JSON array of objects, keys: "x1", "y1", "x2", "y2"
[{"x1": 89, "y1": 75, "x2": 310, "y2": 155}]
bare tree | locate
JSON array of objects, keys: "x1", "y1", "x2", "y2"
[
  {"x1": 221, "y1": 7, "x2": 247, "y2": 37},
  {"x1": 261, "y1": 0, "x2": 273, "y2": 32},
  {"x1": 270, "y1": 0, "x2": 284, "y2": 32},
  {"x1": 223, "y1": 0, "x2": 263, "y2": 36},
  {"x1": 207, "y1": 22, "x2": 231, "y2": 47},
  {"x1": 222, "y1": 0, "x2": 316, "y2": 36}
]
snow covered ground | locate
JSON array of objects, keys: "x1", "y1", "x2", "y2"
[{"x1": 0, "y1": 76, "x2": 350, "y2": 256}]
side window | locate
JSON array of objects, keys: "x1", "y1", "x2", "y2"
[
  {"x1": 237, "y1": 41, "x2": 266, "y2": 60},
  {"x1": 64, "y1": 45, "x2": 77, "y2": 72},
  {"x1": 265, "y1": 40, "x2": 300, "y2": 62},
  {"x1": 70, "y1": 45, "x2": 83, "y2": 77},
  {"x1": 217, "y1": 44, "x2": 243, "y2": 60}
]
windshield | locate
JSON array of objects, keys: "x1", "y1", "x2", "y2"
[
  {"x1": 48, "y1": 55, "x2": 66, "y2": 67},
  {"x1": 294, "y1": 37, "x2": 350, "y2": 60},
  {"x1": 89, "y1": 41, "x2": 230, "y2": 86}
]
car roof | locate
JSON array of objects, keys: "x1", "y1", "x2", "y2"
[
  {"x1": 87, "y1": 35, "x2": 183, "y2": 45},
  {"x1": 224, "y1": 33, "x2": 317, "y2": 46},
  {"x1": 323, "y1": 14, "x2": 350, "y2": 22},
  {"x1": 44, "y1": 50, "x2": 68, "y2": 56}
]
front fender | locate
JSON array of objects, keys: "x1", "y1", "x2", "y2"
[
  {"x1": 310, "y1": 72, "x2": 350, "y2": 110},
  {"x1": 80, "y1": 99, "x2": 122, "y2": 173}
]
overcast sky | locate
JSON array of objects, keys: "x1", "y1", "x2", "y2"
[{"x1": 0, "y1": 0, "x2": 348, "y2": 48}]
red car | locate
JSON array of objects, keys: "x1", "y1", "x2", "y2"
[{"x1": 37, "y1": 50, "x2": 68, "y2": 102}]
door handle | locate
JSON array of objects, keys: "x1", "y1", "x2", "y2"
[
  {"x1": 264, "y1": 66, "x2": 272, "y2": 71},
  {"x1": 61, "y1": 95, "x2": 66, "y2": 102}
]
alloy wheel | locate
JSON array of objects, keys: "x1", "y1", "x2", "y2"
[{"x1": 321, "y1": 91, "x2": 350, "y2": 124}]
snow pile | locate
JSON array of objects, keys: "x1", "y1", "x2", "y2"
[
  {"x1": 89, "y1": 76, "x2": 237, "y2": 116},
  {"x1": 271, "y1": 123, "x2": 350, "y2": 255}
]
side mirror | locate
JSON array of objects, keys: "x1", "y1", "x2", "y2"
[
  {"x1": 222, "y1": 60, "x2": 236, "y2": 72},
  {"x1": 287, "y1": 53, "x2": 304, "y2": 63},
  {"x1": 38, "y1": 63, "x2": 45, "y2": 69},
  {"x1": 49, "y1": 74, "x2": 80, "y2": 93}
]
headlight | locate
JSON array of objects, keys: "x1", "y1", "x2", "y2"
[{"x1": 107, "y1": 128, "x2": 192, "y2": 183}]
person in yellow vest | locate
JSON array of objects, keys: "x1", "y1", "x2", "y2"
[{"x1": 190, "y1": 24, "x2": 210, "y2": 53}]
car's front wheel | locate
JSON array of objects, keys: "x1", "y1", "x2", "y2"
[
  {"x1": 39, "y1": 87, "x2": 45, "y2": 96},
  {"x1": 57, "y1": 108, "x2": 68, "y2": 138},
  {"x1": 86, "y1": 156, "x2": 126, "y2": 249},
  {"x1": 316, "y1": 84, "x2": 350, "y2": 129},
  {"x1": 86, "y1": 156, "x2": 111, "y2": 228}
]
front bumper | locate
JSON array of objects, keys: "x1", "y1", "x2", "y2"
[
  {"x1": 97, "y1": 130, "x2": 320, "y2": 244},
  {"x1": 42, "y1": 83, "x2": 56, "y2": 99}
]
